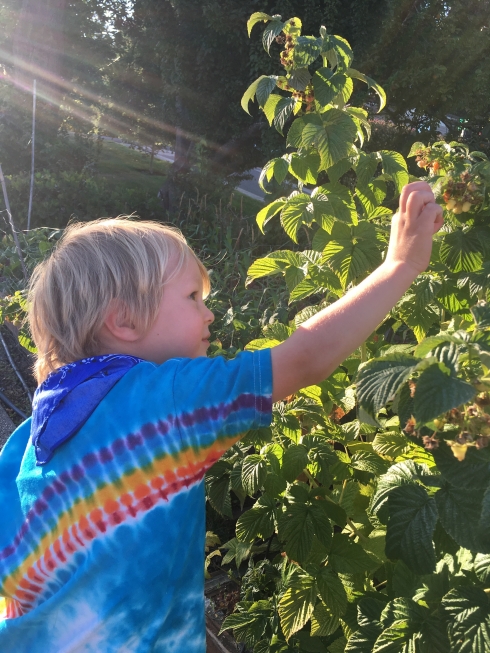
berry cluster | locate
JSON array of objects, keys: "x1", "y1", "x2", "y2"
[
  {"x1": 442, "y1": 170, "x2": 484, "y2": 214},
  {"x1": 279, "y1": 28, "x2": 295, "y2": 68},
  {"x1": 405, "y1": 392, "x2": 490, "y2": 460},
  {"x1": 414, "y1": 147, "x2": 442, "y2": 172}
]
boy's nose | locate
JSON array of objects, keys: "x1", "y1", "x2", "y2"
[{"x1": 205, "y1": 306, "x2": 214, "y2": 324}]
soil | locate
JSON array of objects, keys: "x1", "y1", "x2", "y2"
[{"x1": 0, "y1": 323, "x2": 36, "y2": 442}]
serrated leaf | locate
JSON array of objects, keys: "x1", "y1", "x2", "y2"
[
  {"x1": 257, "y1": 75, "x2": 279, "y2": 107},
  {"x1": 313, "y1": 69, "x2": 347, "y2": 110},
  {"x1": 472, "y1": 302, "x2": 490, "y2": 329},
  {"x1": 289, "y1": 151, "x2": 320, "y2": 184},
  {"x1": 206, "y1": 473, "x2": 232, "y2": 517},
  {"x1": 351, "y1": 450, "x2": 389, "y2": 475},
  {"x1": 413, "y1": 363, "x2": 476, "y2": 424},
  {"x1": 432, "y1": 444, "x2": 490, "y2": 490},
  {"x1": 242, "y1": 75, "x2": 269, "y2": 115},
  {"x1": 407, "y1": 142, "x2": 425, "y2": 158},
  {"x1": 263, "y1": 18, "x2": 285, "y2": 53},
  {"x1": 356, "y1": 355, "x2": 418, "y2": 417},
  {"x1": 278, "y1": 573, "x2": 317, "y2": 640},
  {"x1": 347, "y1": 68, "x2": 386, "y2": 112},
  {"x1": 322, "y1": 220, "x2": 381, "y2": 288},
  {"x1": 282, "y1": 444, "x2": 309, "y2": 482},
  {"x1": 355, "y1": 152, "x2": 379, "y2": 188},
  {"x1": 310, "y1": 601, "x2": 340, "y2": 636},
  {"x1": 371, "y1": 461, "x2": 431, "y2": 523},
  {"x1": 236, "y1": 494, "x2": 277, "y2": 542},
  {"x1": 440, "y1": 229, "x2": 485, "y2": 273},
  {"x1": 247, "y1": 12, "x2": 273, "y2": 37},
  {"x1": 303, "y1": 109, "x2": 358, "y2": 170},
  {"x1": 280, "y1": 194, "x2": 315, "y2": 242},
  {"x1": 475, "y1": 554, "x2": 490, "y2": 583},
  {"x1": 263, "y1": 93, "x2": 283, "y2": 126},
  {"x1": 379, "y1": 151, "x2": 409, "y2": 195},
  {"x1": 435, "y1": 482, "x2": 490, "y2": 553},
  {"x1": 274, "y1": 97, "x2": 297, "y2": 134},
  {"x1": 288, "y1": 67, "x2": 311, "y2": 91},
  {"x1": 292, "y1": 35, "x2": 322, "y2": 67},
  {"x1": 329, "y1": 533, "x2": 379, "y2": 574},
  {"x1": 372, "y1": 432, "x2": 410, "y2": 459},
  {"x1": 242, "y1": 454, "x2": 269, "y2": 495},
  {"x1": 442, "y1": 587, "x2": 490, "y2": 653},
  {"x1": 316, "y1": 567, "x2": 347, "y2": 617},
  {"x1": 255, "y1": 199, "x2": 286, "y2": 233},
  {"x1": 386, "y1": 484, "x2": 437, "y2": 575}
]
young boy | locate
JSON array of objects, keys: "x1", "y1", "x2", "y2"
[{"x1": 0, "y1": 181, "x2": 442, "y2": 652}]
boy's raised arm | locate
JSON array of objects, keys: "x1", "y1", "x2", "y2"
[{"x1": 270, "y1": 182, "x2": 444, "y2": 403}]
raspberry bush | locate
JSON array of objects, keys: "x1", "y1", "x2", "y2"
[{"x1": 207, "y1": 13, "x2": 490, "y2": 653}]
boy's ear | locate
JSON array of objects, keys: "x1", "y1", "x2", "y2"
[{"x1": 102, "y1": 301, "x2": 142, "y2": 343}]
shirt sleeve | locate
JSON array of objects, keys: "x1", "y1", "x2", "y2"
[{"x1": 171, "y1": 349, "x2": 273, "y2": 457}]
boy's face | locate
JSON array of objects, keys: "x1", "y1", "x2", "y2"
[{"x1": 135, "y1": 256, "x2": 214, "y2": 364}]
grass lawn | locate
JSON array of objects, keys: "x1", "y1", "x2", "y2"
[
  {"x1": 96, "y1": 141, "x2": 264, "y2": 217},
  {"x1": 96, "y1": 141, "x2": 170, "y2": 196}
]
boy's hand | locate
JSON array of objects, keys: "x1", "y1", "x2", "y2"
[{"x1": 385, "y1": 181, "x2": 444, "y2": 275}]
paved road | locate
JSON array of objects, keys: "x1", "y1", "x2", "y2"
[{"x1": 103, "y1": 138, "x2": 266, "y2": 202}]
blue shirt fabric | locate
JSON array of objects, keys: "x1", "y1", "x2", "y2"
[{"x1": 0, "y1": 350, "x2": 273, "y2": 652}]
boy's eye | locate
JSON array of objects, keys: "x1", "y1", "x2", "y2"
[{"x1": 190, "y1": 291, "x2": 199, "y2": 300}]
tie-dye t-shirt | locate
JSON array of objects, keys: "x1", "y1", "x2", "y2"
[{"x1": 0, "y1": 350, "x2": 272, "y2": 652}]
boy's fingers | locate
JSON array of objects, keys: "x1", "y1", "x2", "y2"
[
  {"x1": 400, "y1": 181, "x2": 433, "y2": 213},
  {"x1": 405, "y1": 190, "x2": 437, "y2": 220}
]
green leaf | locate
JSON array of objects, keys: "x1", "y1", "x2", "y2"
[
  {"x1": 413, "y1": 363, "x2": 476, "y2": 424},
  {"x1": 242, "y1": 75, "x2": 269, "y2": 115},
  {"x1": 292, "y1": 35, "x2": 322, "y2": 67},
  {"x1": 289, "y1": 152, "x2": 320, "y2": 184},
  {"x1": 255, "y1": 199, "x2": 286, "y2": 233},
  {"x1": 350, "y1": 450, "x2": 388, "y2": 475},
  {"x1": 316, "y1": 567, "x2": 347, "y2": 617},
  {"x1": 372, "y1": 432, "x2": 410, "y2": 459},
  {"x1": 442, "y1": 587, "x2": 490, "y2": 653},
  {"x1": 263, "y1": 17, "x2": 285, "y2": 53},
  {"x1": 257, "y1": 75, "x2": 279, "y2": 108},
  {"x1": 475, "y1": 554, "x2": 490, "y2": 583},
  {"x1": 440, "y1": 229, "x2": 485, "y2": 273},
  {"x1": 432, "y1": 445, "x2": 490, "y2": 490},
  {"x1": 356, "y1": 355, "x2": 418, "y2": 417},
  {"x1": 280, "y1": 194, "x2": 315, "y2": 242},
  {"x1": 371, "y1": 461, "x2": 431, "y2": 523},
  {"x1": 322, "y1": 34, "x2": 353, "y2": 71},
  {"x1": 287, "y1": 114, "x2": 322, "y2": 148},
  {"x1": 313, "y1": 69, "x2": 347, "y2": 110},
  {"x1": 303, "y1": 109, "x2": 358, "y2": 170},
  {"x1": 278, "y1": 573, "x2": 317, "y2": 640},
  {"x1": 281, "y1": 444, "x2": 309, "y2": 482},
  {"x1": 435, "y1": 483, "x2": 490, "y2": 553},
  {"x1": 221, "y1": 537, "x2": 253, "y2": 567},
  {"x1": 322, "y1": 220, "x2": 381, "y2": 288},
  {"x1": 313, "y1": 183, "x2": 357, "y2": 225},
  {"x1": 346, "y1": 623, "x2": 383, "y2": 653},
  {"x1": 236, "y1": 494, "x2": 276, "y2": 542},
  {"x1": 472, "y1": 302, "x2": 490, "y2": 329},
  {"x1": 347, "y1": 68, "x2": 386, "y2": 112},
  {"x1": 242, "y1": 454, "x2": 269, "y2": 495},
  {"x1": 355, "y1": 152, "x2": 379, "y2": 188},
  {"x1": 328, "y1": 533, "x2": 379, "y2": 574},
  {"x1": 206, "y1": 473, "x2": 232, "y2": 517},
  {"x1": 407, "y1": 142, "x2": 425, "y2": 158},
  {"x1": 274, "y1": 97, "x2": 297, "y2": 135},
  {"x1": 263, "y1": 94, "x2": 283, "y2": 126},
  {"x1": 310, "y1": 601, "x2": 340, "y2": 637},
  {"x1": 247, "y1": 12, "x2": 272, "y2": 37},
  {"x1": 385, "y1": 484, "x2": 437, "y2": 575},
  {"x1": 379, "y1": 151, "x2": 409, "y2": 195},
  {"x1": 288, "y1": 67, "x2": 311, "y2": 91}
]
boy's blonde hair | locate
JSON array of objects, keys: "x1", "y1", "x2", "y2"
[{"x1": 28, "y1": 217, "x2": 210, "y2": 385}]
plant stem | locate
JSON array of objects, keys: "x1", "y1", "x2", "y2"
[
  {"x1": 303, "y1": 468, "x2": 319, "y2": 488},
  {"x1": 360, "y1": 342, "x2": 368, "y2": 363}
]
